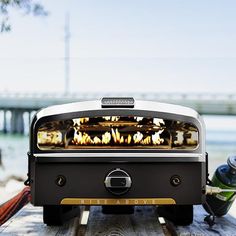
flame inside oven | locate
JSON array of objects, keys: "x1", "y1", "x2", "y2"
[
  {"x1": 72, "y1": 129, "x2": 164, "y2": 146},
  {"x1": 71, "y1": 117, "x2": 166, "y2": 146},
  {"x1": 37, "y1": 116, "x2": 199, "y2": 150}
]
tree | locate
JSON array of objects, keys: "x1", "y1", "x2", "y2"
[{"x1": 0, "y1": 0, "x2": 47, "y2": 32}]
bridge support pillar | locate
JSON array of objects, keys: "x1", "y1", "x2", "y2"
[
  {"x1": 28, "y1": 111, "x2": 31, "y2": 128},
  {"x1": 11, "y1": 110, "x2": 24, "y2": 134},
  {"x1": 3, "y1": 110, "x2": 7, "y2": 133}
]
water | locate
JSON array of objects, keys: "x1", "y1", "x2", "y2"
[
  {"x1": 0, "y1": 134, "x2": 28, "y2": 181},
  {"x1": 1, "y1": 115, "x2": 236, "y2": 181},
  {"x1": 204, "y1": 115, "x2": 236, "y2": 175},
  {"x1": 207, "y1": 141, "x2": 236, "y2": 176}
]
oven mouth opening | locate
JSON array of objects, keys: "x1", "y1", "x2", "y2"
[{"x1": 36, "y1": 115, "x2": 199, "y2": 151}]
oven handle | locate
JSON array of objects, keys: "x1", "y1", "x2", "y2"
[{"x1": 104, "y1": 176, "x2": 132, "y2": 188}]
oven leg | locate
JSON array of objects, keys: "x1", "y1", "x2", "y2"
[
  {"x1": 43, "y1": 205, "x2": 80, "y2": 226},
  {"x1": 80, "y1": 206, "x2": 90, "y2": 225},
  {"x1": 157, "y1": 205, "x2": 193, "y2": 226}
]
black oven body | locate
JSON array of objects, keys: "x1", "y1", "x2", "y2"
[{"x1": 27, "y1": 98, "x2": 207, "y2": 225}]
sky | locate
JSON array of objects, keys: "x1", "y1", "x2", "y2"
[{"x1": 0, "y1": 0, "x2": 236, "y2": 94}]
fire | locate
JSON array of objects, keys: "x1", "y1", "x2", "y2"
[
  {"x1": 125, "y1": 134, "x2": 132, "y2": 144},
  {"x1": 72, "y1": 128, "x2": 165, "y2": 146},
  {"x1": 136, "y1": 117, "x2": 143, "y2": 122},
  {"x1": 186, "y1": 131, "x2": 198, "y2": 145},
  {"x1": 132, "y1": 131, "x2": 164, "y2": 145},
  {"x1": 73, "y1": 131, "x2": 93, "y2": 145},
  {"x1": 133, "y1": 132, "x2": 143, "y2": 144},
  {"x1": 73, "y1": 131, "x2": 107, "y2": 145},
  {"x1": 174, "y1": 131, "x2": 184, "y2": 145},
  {"x1": 102, "y1": 116, "x2": 120, "y2": 122},
  {"x1": 141, "y1": 136, "x2": 151, "y2": 145},
  {"x1": 102, "y1": 132, "x2": 111, "y2": 144},
  {"x1": 71, "y1": 116, "x2": 166, "y2": 146},
  {"x1": 73, "y1": 117, "x2": 89, "y2": 126},
  {"x1": 153, "y1": 118, "x2": 165, "y2": 126},
  {"x1": 38, "y1": 131, "x2": 62, "y2": 145},
  {"x1": 111, "y1": 116, "x2": 120, "y2": 122},
  {"x1": 37, "y1": 114, "x2": 202, "y2": 151},
  {"x1": 111, "y1": 128, "x2": 124, "y2": 144},
  {"x1": 152, "y1": 130, "x2": 164, "y2": 145},
  {"x1": 103, "y1": 116, "x2": 111, "y2": 121},
  {"x1": 94, "y1": 136, "x2": 102, "y2": 144}
]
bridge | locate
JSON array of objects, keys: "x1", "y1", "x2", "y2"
[{"x1": 0, "y1": 92, "x2": 236, "y2": 134}]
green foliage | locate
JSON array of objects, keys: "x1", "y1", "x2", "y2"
[{"x1": 0, "y1": 0, "x2": 47, "y2": 32}]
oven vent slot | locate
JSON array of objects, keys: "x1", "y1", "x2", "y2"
[{"x1": 101, "y1": 97, "x2": 135, "y2": 108}]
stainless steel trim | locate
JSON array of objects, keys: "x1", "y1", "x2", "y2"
[
  {"x1": 36, "y1": 100, "x2": 199, "y2": 120},
  {"x1": 34, "y1": 152, "x2": 204, "y2": 160}
]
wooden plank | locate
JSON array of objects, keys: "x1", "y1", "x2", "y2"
[
  {"x1": 175, "y1": 206, "x2": 236, "y2": 236},
  {"x1": 0, "y1": 204, "x2": 80, "y2": 236},
  {"x1": 0, "y1": 205, "x2": 165, "y2": 236},
  {"x1": 83, "y1": 206, "x2": 164, "y2": 236},
  {"x1": 1, "y1": 204, "x2": 236, "y2": 236}
]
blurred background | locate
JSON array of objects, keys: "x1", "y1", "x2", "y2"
[{"x1": 0, "y1": 0, "x2": 236, "y2": 214}]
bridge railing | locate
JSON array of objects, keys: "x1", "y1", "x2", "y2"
[{"x1": 1, "y1": 92, "x2": 236, "y2": 134}]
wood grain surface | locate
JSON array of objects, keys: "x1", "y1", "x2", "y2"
[{"x1": 1, "y1": 204, "x2": 236, "y2": 236}]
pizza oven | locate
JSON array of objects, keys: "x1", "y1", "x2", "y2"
[{"x1": 27, "y1": 97, "x2": 207, "y2": 225}]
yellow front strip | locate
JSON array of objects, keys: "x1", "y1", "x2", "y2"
[{"x1": 60, "y1": 198, "x2": 176, "y2": 205}]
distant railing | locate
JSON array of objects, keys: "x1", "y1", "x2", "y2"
[
  {"x1": 1, "y1": 92, "x2": 236, "y2": 100},
  {"x1": 0, "y1": 92, "x2": 236, "y2": 134}
]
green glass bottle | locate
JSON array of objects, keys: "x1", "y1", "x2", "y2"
[{"x1": 206, "y1": 156, "x2": 236, "y2": 216}]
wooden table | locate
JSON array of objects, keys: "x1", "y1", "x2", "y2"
[{"x1": 0, "y1": 204, "x2": 236, "y2": 236}]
